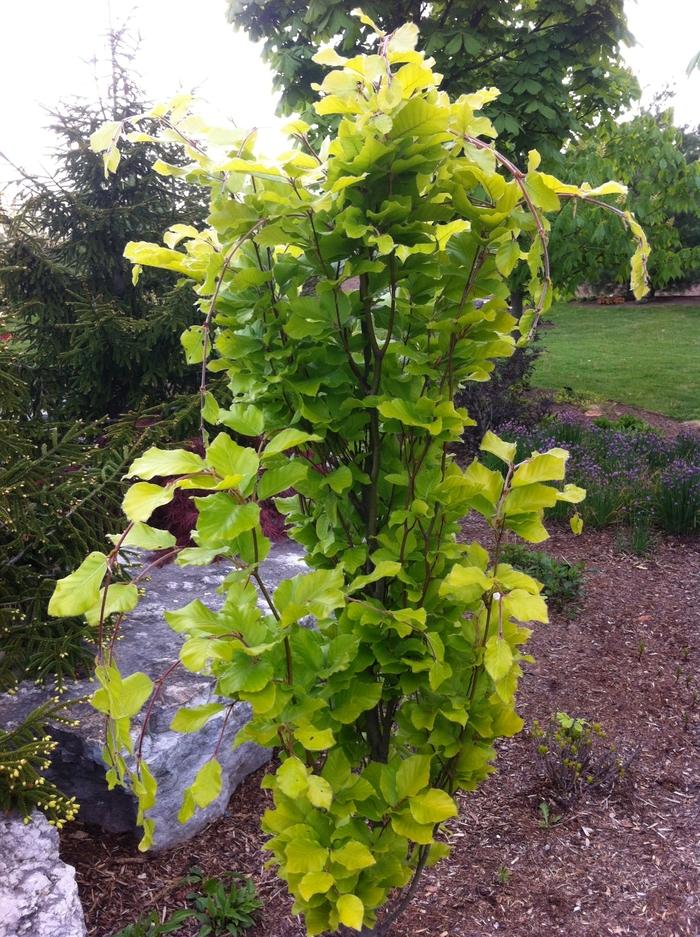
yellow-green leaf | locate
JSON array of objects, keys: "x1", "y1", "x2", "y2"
[
  {"x1": 123, "y1": 482, "x2": 177, "y2": 523},
  {"x1": 333, "y1": 840, "x2": 376, "y2": 871},
  {"x1": 48, "y1": 552, "x2": 108, "y2": 617},
  {"x1": 127, "y1": 446, "x2": 205, "y2": 480},
  {"x1": 409, "y1": 788, "x2": 458, "y2": 824},
  {"x1": 336, "y1": 894, "x2": 365, "y2": 931},
  {"x1": 299, "y1": 871, "x2": 335, "y2": 901}
]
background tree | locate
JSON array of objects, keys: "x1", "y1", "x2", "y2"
[
  {"x1": 226, "y1": 0, "x2": 638, "y2": 164},
  {"x1": 550, "y1": 108, "x2": 700, "y2": 296},
  {"x1": 0, "y1": 29, "x2": 207, "y2": 420}
]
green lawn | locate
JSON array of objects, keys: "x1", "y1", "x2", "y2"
[{"x1": 531, "y1": 303, "x2": 700, "y2": 421}]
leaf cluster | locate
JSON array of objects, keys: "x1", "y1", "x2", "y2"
[{"x1": 226, "y1": 0, "x2": 638, "y2": 162}]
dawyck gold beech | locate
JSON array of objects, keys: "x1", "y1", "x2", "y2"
[{"x1": 49, "y1": 12, "x2": 649, "y2": 935}]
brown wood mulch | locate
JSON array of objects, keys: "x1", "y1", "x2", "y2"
[{"x1": 60, "y1": 525, "x2": 700, "y2": 937}]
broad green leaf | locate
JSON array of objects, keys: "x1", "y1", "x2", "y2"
[
  {"x1": 480, "y1": 430, "x2": 516, "y2": 465},
  {"x1": 307, "y1": 775, "x2": 333, "y2": 810},
  {"x1": 181, "y1": 326, "x2": 204, "y2": 364},
  {"x1": 495, "y1": 239, "x2": 522, "y2": 277},
  {"x1": 286, "y1": 839, "x2": 328, "y2": 874},
  {"x1": 503, "y1": 588, "x2": 548, "y2": 623},
  {"x1": 378, "y1": 398, "x2": 442, "y2": 434},
  {"x1": 175, "y1": 547, "x2": 225, "y2": 566},
  {"x1": 194, "y1": 494, "x2": 260, "y2": 546},
  {"x1": 179, "y1": 759, "x2": 222, "y2": 823},
  {"x1": 299, "y1": 871, "x2": 335, "y2": 901},
  {"x1": 191, "y1": 758, "x2": 222, "y2": 808},
  {"x1": 557, "y1": 484, "x2": 586, "y2": 504},
  {"x1": 325, "y1": 464, "x2": 353, "y2": 494},
  {"x1": 170, "y1": 703, "x2": 224, "y2": 733},
  {"x1": 123, "y1": 482, "x2": 176, "y2": 523},
  {"x1": 390, "y1": 809, "x2": 434, "y2": 845},
  {"x1": 274, "y1": 568, "x2": 345, "y2": 627},
  {"x1": 263, "y1": 428, "x2": 322, "y2": 459},
  {"x1": 84, "y1": 583, "x2": 138, "y2": 626},
  {"x1": 113, "y1": 671, "x2": 153, "y2": 719},
  {"x1": 349, "y1": 560, "x2": 401, "y2": 593},
  {"x1": 484, "y1": 636, "x2": 513, "y2": 681},
  {"x1": 218, "y1": 403, "x2": 265, "y2": 437},
  {"x1": 165, "y1": 598, "x2": 220, "y2": 634},
  {"x1": 333, "y1": 840, "x2": 376, "y2": 871},
  {"x1": 206, "y1": 433, "x2": 259, "y2": 484},
  {"x1": 276, "y1": 757, "x2": 309, "y2": 798},
  {"x1": 127, "y1": 447, "x2": 205, "y2": 480},
  {"x1": 512, "y1": 449, "x2": 568, "y2": 487},
  {"x1": 295, "y1": 725, "x2": 335, "y2": 751},
  {"x1": 505, "y1": 483, "x2": 558, "y2": 514},
  {"x1": 409, "y1": 788, "x2": 458, "y2": 824},
  {"x1": 331, "y1": 681, "x2": 382, "y2": 724},
  {"x1": 111, "y1": 522, "x2": 176, "y2": 551},
  {"x1": 336, "y1": 894, "x2": 365, "y2": 931},
  {"x1": 89, "y1": 121, "x2": 120, "y2": 153},
  {"x1": 258, "y1": 461, "x2": 308, "y2": 500},
  {"x1": 217, "y1": 652, "x2": 274, "y2": 694},
  {"x1": 48, "y1": 552, "x2": 108, "y2": 617},
  {"x1": 312, "y1": 46, "x2": 349, "y2": 67},
  {"x1": 439, "y1": 565, "x2": 492, "y2": 603},
  {"x1": 395, "y1": 754, "x2": 431, "y2": 800}
]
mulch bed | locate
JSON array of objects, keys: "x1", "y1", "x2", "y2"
[{"x1": 60, "y1": 524, "x2": 700, "y2": 937}]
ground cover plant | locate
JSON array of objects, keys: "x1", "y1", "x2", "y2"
[
  {"x1": 50, "y1": 14, "x2": 647, "y2": 935},
  {"x1": 530, "y1": 302, "x2": 700, "y2": 420},
  {"x1": 531, "y1": 710, "x2": 633, "y2": 809},
  {"x1": 499, "y1": 544, "x2": 583, "y2": 611},
  {"x1": 497, "y1": 414, "x2": 700, "y2": 536}
]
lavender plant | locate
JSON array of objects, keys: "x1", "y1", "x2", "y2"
[{"x1": 498, "y1": 417, "x2": 699, "y2": 535}]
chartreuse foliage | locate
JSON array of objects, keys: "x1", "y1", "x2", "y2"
[{"x1": 50, "y1": 15, "x2": 646, "y2": 935}]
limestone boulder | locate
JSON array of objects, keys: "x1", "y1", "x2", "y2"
[
  {"x1": 0, "y1": 542, "x2": 307, "y2": 851},
  {"x1": 0, "y1": 811, "x2": 86, "y2": 937}
]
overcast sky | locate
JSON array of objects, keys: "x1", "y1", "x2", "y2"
[{"x1": 1, "y1": 0, "x2": 699, "y2": 190}]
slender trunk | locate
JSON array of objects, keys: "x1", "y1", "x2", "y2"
[{"x1": 510, "y1": 286, "x2": 524, "y2": 317}]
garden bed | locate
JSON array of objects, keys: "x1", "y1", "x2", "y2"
[{"x1": 59, "y1": 523, "x2": 700, "y2": 937}]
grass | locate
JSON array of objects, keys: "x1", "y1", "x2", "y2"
[{"x1": 531, "y1": 303, "x2": 700, "y2": 421}]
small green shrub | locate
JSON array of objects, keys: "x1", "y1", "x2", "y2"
[
  {"x1": 531, "y1": 711, "x2": 633, "y2": 809},
  {"x1": 111, "y1": 909, "x2": 193, "y2": 937},
  {"x1": 592, "y1": 414, "x2": 653, "y2": 434},
  {"x1": 0, "y1": 698, "x2": 79, "y2": 827},
  {"x1": 186, "y1": 870, "x2": 261, "y2": 937},
  {"x1": 501, "y1": 544, "x2": 583, "y2": 611}
]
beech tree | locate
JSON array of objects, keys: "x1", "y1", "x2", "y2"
[
  {"x1": 51, "y1": 14, "x2": 647, "y2": 935},
  {"x1": 226, "y1": 0, "x2": 638, "y2": 162}
]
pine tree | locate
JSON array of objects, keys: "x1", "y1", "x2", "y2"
[
  {"x1": 0, "y1": 29, "x2": 207, "y2": 420},
  {"x1": 0, "y1": 31, "x2": 203, "y2": 687}
]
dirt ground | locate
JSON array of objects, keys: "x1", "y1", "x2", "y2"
[{"x1": 60, "y1": 524, "x2": 700, "y2": 937}]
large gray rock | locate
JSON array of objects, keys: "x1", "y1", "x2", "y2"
[
  {"x1": 0, "y1": 811, "x2": 86, "y2": 937},
  {"x1": 0, "y1": 542, "x2": 307, "y2": 851}
]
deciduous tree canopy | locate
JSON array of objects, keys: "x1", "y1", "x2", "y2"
[{"x1": 227, "y1": 0, "x2": 638, "y2": 161}]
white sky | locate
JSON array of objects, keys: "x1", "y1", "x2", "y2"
[{"x1": 1, "y1": 0, "x2": 699, "y2": 191}]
